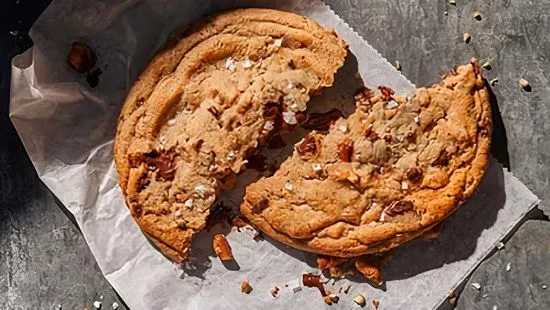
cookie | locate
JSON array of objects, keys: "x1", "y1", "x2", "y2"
[
  {"x1": 114, "y1": 8, "x2": 348, "y2": 262},
  {"x1": 241, "y1": 59, "x2": 491, "y2": 257}
]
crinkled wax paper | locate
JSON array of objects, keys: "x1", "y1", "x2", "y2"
[{"x1": 9, "y1": 0, "x2": 539, "y2": 309}]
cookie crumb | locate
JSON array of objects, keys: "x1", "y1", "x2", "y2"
[
  {"x1": 372, "y1": 299, "x2": 380, "y2": 309},
  {"x1": 344, "y1": 285, "x2": 351, "y2": 294},
  {"x1": 353, "y1": 294, "x2": 366, "y2": 307},
  {"x1": 448, "y1": 0, "x2": 456, "y2": 5},
  {"x1": 492, "y1": 306, "x2": 498, "y2": 310},
  {"x1": 490, "y1": 77, "x2": 499, "y2": 86},
  {"x1": 519, "y1": 78, "x2": 531, "y2": 91},
  {"x1": 54, "y1": 305, "x2": 62, "y2": 310},
  {"x1": 395, "y1": 60, "x2": 402, "y2": 71},
  {"x1": 473, "y1": 10, "x2": 482, "y2": 20},
  {"x1": 270, "y1": 286, "x2": 280, "y2": 297},
  {"x1": 481, "y1": 61, "x2": 491, "y2": 70},
  {"x1": 506, "y1": 262, "x2": 511, "y2": 272},
  {"x1": 471, "y1": 282, "x2": 482, "y2": 290},
  {"x1": 240, "y1": 281, "x2": 253, "y2": 294},
  {"x1": 463, "y1": 33, "x2": 472, "y2": 43},
  {"x1": 111, "y1": 302, "x2": 120, "y2": 310},
  {"x1": 93, "y1": 301, "x2": 102, "y2": 309},
  {"x1": 285, "y1": 279, "x2": 302, "y2": 293},
  {"x1": 542, "y1": 284, "x2": 547, "y2": 289},
  {"x1": 444, "y1": 11, "x2": 448, "y2": 16}
]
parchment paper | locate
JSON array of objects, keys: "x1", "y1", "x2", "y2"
[{"x1": 9, "y1": 0, "x2": 540, "y2": 309}]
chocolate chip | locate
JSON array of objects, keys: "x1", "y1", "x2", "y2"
[
  {"x1": 384, "y1": 200, "x2": 414, "y2": 217},
  {"x1": 378, "y1": 86, "x2": 395, "y2": 101},
  {"x1": 144, "y1": 149, "x2": 176, "y2": 181}
]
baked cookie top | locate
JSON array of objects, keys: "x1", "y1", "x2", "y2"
[
  {"x1": 241, "y1": 60, "x2": 492, "y2": 257},
  {"x1": 114, "y1": 8, "x2": 347, "y2": 262}
]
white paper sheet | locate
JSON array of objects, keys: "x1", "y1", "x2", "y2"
[{"x1": 9, "y1": 0, "x2": 540, "y2": 309}]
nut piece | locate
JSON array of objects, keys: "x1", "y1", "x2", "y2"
[
  {"x1": 67, "y1": 41, "x2": 97, "y2": 73},
  {"x1": 353, "y1": 293, "x2": 366, "y2": 307},
  {"x1": 270, "y1": 286, "x2": 280, "y2": 298},
  {"x1": 384, "y1": 200, "x2": 414, "y2": 217},
  {"x1": 473, "y1": 10, "x2": 482, "y2": 20},
  {"x1": 372, "y1": 299, "x2": 380, "y2": 309},
  {"x1": 296, "y1": 134, "x2": 322, "y2": 158},
  {"x1": 324, "y1": 293, "x2": 339, "y2": 305},
  {"x1": 463, "y1": 33, "x2": 472, "y2": 43},
  {"x1": 355, "y1": 258, "x2": 384, "y2": 286},
  {"x1": 212, "y1": 234, "x2": 234, "y2": 261},
  {"x1": 241, "y1": 280, "x2": 253, "y2": 294}
]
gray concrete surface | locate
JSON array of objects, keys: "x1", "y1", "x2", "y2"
[{"x1": 1, "y1": 0, "x2": 549, "y2": 309}]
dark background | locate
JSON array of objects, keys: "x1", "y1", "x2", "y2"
[{"x1": 1, "y1": 0, "x2": 549, "y2": 309}]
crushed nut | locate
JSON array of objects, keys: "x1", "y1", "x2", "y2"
[
  {"x1": 473, "y1": 10, "x2": 482, "y2": 20},
  {"x1": 355, "y1": 259, "x2": 384, "y2": 286},
  {"x1": 506, "y1": 262, "x2": 511, "y2": 272},
  {"x1": 270, "y1": 286, "x2": 280, "y2": 298},
  {"x1": 353, "y1": 294, "x2": 366, "y2": 307},
  {"x1": 471, "y1": 282, "x2": 482, "y2": 290},
  {"x1": 490, "y1": 77, "x2": 499, "y2": 86},
  {"x1": 395, "y1": 60, "x2": 402, "y2": 71},
  {"x1": 213, "y1": 234, "x2": 234, "y2": 261},
  {"x1": 241, "y1": 280, "x2": 253, "y2": 294},
  {"x1": 463, "y1": 32, "x2": 472, "y2": 43},
  {"x1": 303, "y1": 273, "x2": 327, "y2": 296},
  {"x1": 372, "y1": 299, "x2": 380, "y2": 309}
]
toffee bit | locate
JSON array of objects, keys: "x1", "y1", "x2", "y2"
[{"x1": 302, "y1": 273, "x2": 327, "y2": 296}]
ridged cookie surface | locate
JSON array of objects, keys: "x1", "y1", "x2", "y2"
[
  {"x1": 114, "y1": 8, "x2": 347, "y2": 262},
  {"x1": 241, "y1": 60, "x2": 491, "y2": 257}
]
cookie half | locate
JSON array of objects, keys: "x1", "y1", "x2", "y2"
[
  {"x1": 241, "y1": 60, "x2": 492, "y2": 257},
  {"x1": 114, "y1": 8, "x2": 348, "y2": 262}
]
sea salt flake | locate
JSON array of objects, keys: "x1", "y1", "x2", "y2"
[
  {"x1": 227, "y1": 150, "x2": 236, "y2": 160},
  {"x1": 471, "y1": 282, "x2": 482, "y2": 290},
  {"x1": 282, "y1": 111, "x2": 297, "y2": 125},
  {"x1": 506, "y1": 262, "x2": 511, "y2": 272},
  {"x1": 194, "y1": 185, "x2": 210, "y2": 198},
  {"x1": 274, "y1": 38, "x2": 283, "y2": 47},
  {"x1": 93, "y1": 301, "x2": 102, "y2": 309},
  {"x1": 284, "y1": 182, "x2": 294, "y2": 191},
  {"x1": 496, "y1": 242, "x2": 505, "y2": 250},
  {"x1": 401, "y1": 181, "x2": 409, "y2": 190},
  {"x1": 167, "y1": 119, "x2": 176, "y2": 126},
  {"x1": 225, "y1": 57, "x2": 236, "y2": 72},
  {"x1": 312, "y1": 163, "x2": 323, "y2": 172},
  {"x1": 242, "y1": 58, "x2": 253, "y2": 69},
  {"x1": 263, "y1": 120, "x2": 274, "y2": 131},
  {"x1": 112, "y1": 302, "x2": 120, "y2": 310},
  {"x1": 414, "y1": 116, "x2": 420, "y2": 124},
  {"x1": 386, "y1": 100, "x2": 399, "y2": 109},
  {"x1": 338, "y1": 123, "x2": 348, "y2": 133}
]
